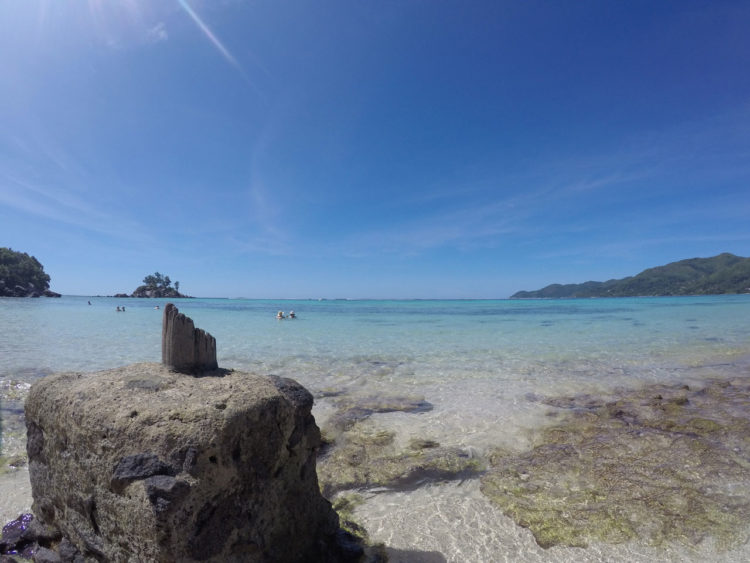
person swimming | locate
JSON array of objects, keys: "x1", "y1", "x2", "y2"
[
  {"x1": 276, "y1": 311, "x2": 285, "y2": 319},
  {"x1": 289, "y1": 311, "x2": 296, "y2": 319}
]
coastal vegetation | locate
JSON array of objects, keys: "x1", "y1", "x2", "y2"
[
  {"x1": 119, "y1": 271, "x2": 188, "y2": 298},
  {"x1": 0, "y1": 247, "x2": 59, "y2": 297},
  {"x1": 512, "y1": 253, "x2": 750, "y2": 298}
]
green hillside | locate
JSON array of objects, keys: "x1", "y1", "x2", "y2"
[
  {"x1": 0, "y1": 247, "x2": 58, "y2": 297},
  {"x1": 511, "y1": 253, "x2": 750, "y2": 299}
]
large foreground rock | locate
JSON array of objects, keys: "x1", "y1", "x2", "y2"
[{"x1": 25, "y1": 363, "x2": 345, "y2": 562}]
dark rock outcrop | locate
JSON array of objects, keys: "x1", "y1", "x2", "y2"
[
  {"x1": 0, "y1": 513, "x2": 63, "y2": 561},
  {"x1": 24, "y1": 363, "x2": 359, "y2": 562},
  {"x1": 161, "y1": 303, "x2": 217, "y2": 373},
  {"x1": 0, "y1": 281, "x2": 60, "y2": 298},
  {"x1": 130, "y1": 287, "x2": 187, "y2": 298}
]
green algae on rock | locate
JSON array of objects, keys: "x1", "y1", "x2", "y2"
[
  {"x1": 318, "y1": 392, "x2": 480, "y2": 496},
  {"x1": 333, "y1": 493, "x2": 369, "y2": 540},
  {"x1": 481, "y1": 378, "x2": 750, "y2": 550},
  {"x1": 331, "y1": 493, "x2": 390, "y2": 562}
]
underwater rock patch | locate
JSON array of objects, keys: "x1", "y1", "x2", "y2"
[
  {"x1": 318, "y1": 423, "x2": 482, "y2": 497},
  {"x1": 481, "y1": 378, "x2": 750, "y2": 550},
  {"x1": 327, "y1": 394, "x2": 433, "y2": 432}
]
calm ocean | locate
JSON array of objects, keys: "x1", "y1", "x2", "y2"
[{"x1": 2, "y1": 295, "x2": 750, "y2": 561}]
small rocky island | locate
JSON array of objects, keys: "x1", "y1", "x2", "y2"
[
  {"x1": 115, "y1": 272, "x2": 190, "y2": 298},
  {"x1": 0, "y1": 247, "x2": 60, "y2": 298}
]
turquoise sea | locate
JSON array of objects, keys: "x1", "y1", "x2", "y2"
[{"x1": 2, "y1": 295, "x2": 750, "y2": 562}]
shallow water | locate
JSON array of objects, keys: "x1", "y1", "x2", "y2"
[{"x1": 1, "y1": 295, "x2": 749, "y2": 560}]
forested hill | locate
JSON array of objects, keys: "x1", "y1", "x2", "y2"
[
  {"x1": 511, "y1": 253, "x2": 750, "y2": 299},
  {"x1": 0, "y1": 247, "x2": 59, "y2": 297}
]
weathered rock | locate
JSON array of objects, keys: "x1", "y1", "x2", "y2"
[
  {"x1": 33, "y1": 547, "x2": 61, "y2": 563},
  {"x1": 25, "y1": 363, "x2": 348, "y2": 562},
  {"x1": 161, "y1": 303, "x2": 217, "y2": 373},
  {"x1": 481, "y1": 378, "x2": 750, "y2": 550}
]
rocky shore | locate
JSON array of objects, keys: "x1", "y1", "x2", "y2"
[
  {"x1": 2, "y1": 303, "x2": 750, "y2": 560},
  {"x1": 0, "y1": 282, "x2": 60, "y2": 298},
  {"x1": 5, "y1": 373, "x2": 750, "y2": 560}
]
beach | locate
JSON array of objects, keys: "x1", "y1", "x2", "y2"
[{"x1": 2, "y1": 295, "x2": 750, "y2": 562}]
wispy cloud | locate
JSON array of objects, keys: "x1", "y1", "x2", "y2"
[
  {"x1": 0, "y1": 174, "x2": 153, "y2": 245},
  {"x1": 0, "y1": 134, "x2": 154, "y2": 245},
  {"x1": 147, "y1": 22, "x2": 168, "y2": 43},
  {"x1": 534, "y1": 232, "x2": 750, "y2": 264},
  {"x1": 82, "y1": 1, "x2": 168, "y2": 50},
  {"x1": 318, "y1": 105, "x2": 750, "y2": 261},
  {"x1": 335, "y1": 197, "x2": 525, "y2": 257}
]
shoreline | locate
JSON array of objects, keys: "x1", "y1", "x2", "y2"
[
  {"x1": 2, "y1": 296, "x2": 750, "y2": 561},
  {"x1": 4, "y1": 363, "x2": 750, "y2": 561}
]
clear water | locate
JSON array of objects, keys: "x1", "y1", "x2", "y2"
[{"x1": 2, "y1": 295, "x2": 750, "y2": 561}]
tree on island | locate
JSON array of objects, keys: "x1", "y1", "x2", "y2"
[
  {"x1": 128, "y1": 272, "x2": 187, "y2": 298},
  {"x1": 0, "y1": 247, "x2": 60, "y2": 297},
  {"x1": 143, "y1": 272, "x2": 173, "y2": 291}
]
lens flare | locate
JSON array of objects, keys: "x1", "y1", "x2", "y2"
[{"x1": 177, "y1": 0, "x2": 239, "y2": 69}]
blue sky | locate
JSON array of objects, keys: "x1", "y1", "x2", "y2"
[{"x1": 1, "y1": 1, "x2": 749, "y2": 298}]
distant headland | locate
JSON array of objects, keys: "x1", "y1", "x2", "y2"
[
  {"x1": 512, "y1": 253, "x2": 750, "y2": 299},
  {"x1": 114, "y1": 272, "x2": 191, "y2": 298},
  {"x1": 0, "y1": 247, "x2": 60, "y2": 297}
]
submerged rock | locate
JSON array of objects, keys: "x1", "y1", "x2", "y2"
[
  {"x1": 318, "y1": 422, "x2": 482, "y2": 497},
  {"x1": 327, "y1": 394, "x2": 433, "y2": 432},
  {"x1": 317, "y1": 392, "x2": 479, "y2": 497},
  {"x1": 481, "y1": 378, "x2": 750, "y2": 550},
  {"x1": 24, "y1": 363, "x2": 355, "y2": 562}
]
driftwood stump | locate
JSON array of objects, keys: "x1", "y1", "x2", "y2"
[{"x1": 161, "y1": 303, "x2": 217, "y2": 373}]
